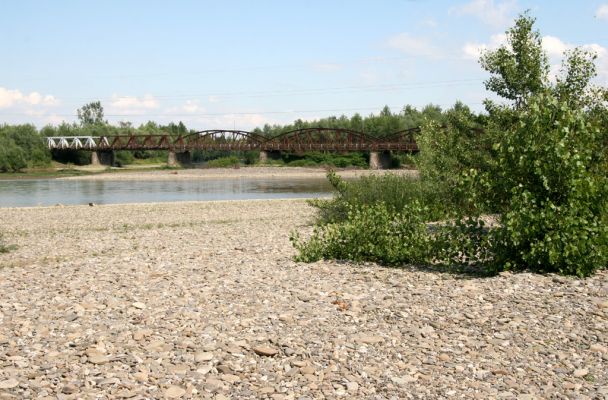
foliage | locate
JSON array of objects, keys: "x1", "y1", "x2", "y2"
[
  {"x1": 489, "y1": 93, "x2": 608, "y2": 276},
  {"x1": 0, "y1": 124, "x2": 51, "y2": 171},
  {"x1": 293, "y1": 12, "x2": 608, "y2": 277},
  {"x1": 480, "y1": 11, "x2": 548, "y2": 108},
  {"x1": 205, "y1": 156, "x2": 241, "y2": 168},
  {"x1": 291, "y1": 202, "x2": 432, "y2": 265},
  {"x1": 309, "y1": 172, "x2": 451, "y2": 224},
  {"x1": 114, "y1": 151, "x2": 134, "y2": 167},
  {"x1": 281, "y1": 152, "x2": 368, "y2": 168},
  {"x1": 77, "y1": 101, "x2": 106, "y2": 126},
  {"x1": 0, "y1": 232, "x2": 16, "y2": 254}
]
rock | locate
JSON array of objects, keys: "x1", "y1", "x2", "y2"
[
  {"x1": 88, "y1": 353, "x2": 110, "y2": 364},
  {"x1": 194, "y1": 351, "x2": 214, "y2": 362},
  {"x1": 61, "y1": 384, "x2": 79, "y2": 394},
  {"x1": 590, "y1": 344, "x2": 607, "y2": 354},
  {"x1": 0, "y1": 379, "x2": 19, "y2": 389},
  {"x1": 598, "y1": 301, "x2": 608, "y2": 309},
  {"x1": 253, "y1": 345, "x2": 278, "y2": 357},
  {"x1": 346, "y1": 381, "x2": 359, "y2": 392},
  {"x1": 573, "y1": 368, "x2": 589, "y2": 377},
  {"x1": 220, "y1": 374, "x2": 240, "y2": 384},
  {"x1": 300, "y1": 366, "x2": 315, "y2": 375},
  {"x1": 164, "y1": 385, "x2": 186, "y2": 398},
  {"x1": 439, "y1": 353, "x2": 451, "y2": 362},
  {"x1": 354, "y1": 335, "x2": 384, "y2": 344},
  {"x1": 132, "y1": 302, "x2": 146, "y2": 309}
]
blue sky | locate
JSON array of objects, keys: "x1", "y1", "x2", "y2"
[{"x1": 1, "y1": 0, "x2": 607, "y2": 130}]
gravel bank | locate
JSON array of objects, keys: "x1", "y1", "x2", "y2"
[
  {"x1": 57, "y1": 167, "x2": 418, "y2": 181},
  {"x1": 0, "y1": 200, "x2": 606, "y2": 399}
]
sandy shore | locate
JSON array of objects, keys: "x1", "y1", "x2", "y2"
[
  {"x1": 0, "y1": 200, "x2": 606, "y2": 398},
  {"x1": 57, "y1": 166, "x2": 418, "y2": 181}
]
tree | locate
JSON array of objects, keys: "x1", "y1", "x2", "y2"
[
  {"x1": 480, "y1": 11, "x2": 548, "y2": 108},
  {"x1": 77, "y1": 101, "x2": 106, "y2": 126}
]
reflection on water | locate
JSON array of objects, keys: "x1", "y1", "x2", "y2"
[{"x1": 0, "y1": 178, "x2": 334, "y2": 207}]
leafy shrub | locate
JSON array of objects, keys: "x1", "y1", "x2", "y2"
[
  {"x1": 206, "y1": 156, "x2": 241, "y2": 168},
  {"x1": 0, "y1": 233, "x2": 16, "y2": 254},
  {"x1": 291, "y1": 202, "x2": 432, "y2": 265},
  {"x1": 114, "y1": 151, "x2": 134, "y2": 167},
  {"x1": 489, "y1": 94, "x2": 608, "y2": 276},
  {"x1": 310, "y1": 172, "x2": 451, "y2": 224}
]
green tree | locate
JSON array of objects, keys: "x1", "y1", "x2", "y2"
[
  {"x1": 480, "y1": 11, "x2": 548, "y2": 108},
  {"x1": 77, "y1": 101, "x2": 106, "y2": 126}
]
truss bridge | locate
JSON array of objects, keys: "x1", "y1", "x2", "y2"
[{"x1": 46, "y1": 127, "x2": 420, "y2": 169}]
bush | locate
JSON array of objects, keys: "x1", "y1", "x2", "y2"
[
  {"x1": 206, "y1": 156, "x2": 241, "y2": 168},
  {"x1": 291, "y1": 202, "x2": 432, "y2": 265},
  {"x1": 114, "y1": 151, "x2": 134, "y2": 167},
  {"x1": 489, "y1": 94, "x2": 608, "y2": 276},
  {"x1": 310, "y1": 171, "x2": 451, "y2": 224}
]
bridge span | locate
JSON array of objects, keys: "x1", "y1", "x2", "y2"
[{"x1": 46, "y1": 127, "x2": 419, "y2": 169}]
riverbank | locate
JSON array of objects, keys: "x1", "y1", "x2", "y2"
[
  {"x1": 0, "y1": 199, "x2": 606, "y2": 398},
  {"x1": 56, "y1": 166, "x2": 417, "y2": 181}
]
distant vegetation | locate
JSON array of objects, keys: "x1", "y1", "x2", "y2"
[
  {"x1": 293, "y1": 12, "x2": 608, "y2": 277},
  {"x1": 1, "y1": 98, "x2": 461, "y2": 171}
]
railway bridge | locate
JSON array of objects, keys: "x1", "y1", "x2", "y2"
[{"x1": 46, "y1": 127, "x2": 419, "y2": 169}]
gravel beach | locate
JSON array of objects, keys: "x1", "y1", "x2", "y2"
[
  {"x1": 0, "y1": 199, "x2": 606, "y2": 399},
  {"x1": 57, "y1": 167, "x2": 418, "y2": 182}
]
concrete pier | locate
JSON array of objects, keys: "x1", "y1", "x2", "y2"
[
  {"x1": 168, "y1": 151, "x2": 191, "y2": 167},
  {"x1": 259, "y1": 150, "x2": 281, "y2": 164},
  {"x1": 369, "y1": 151, "x2": 391, "y2": 169},
  {"x1": 91, "y1": 151, "x2": 115, "y2": 166}
]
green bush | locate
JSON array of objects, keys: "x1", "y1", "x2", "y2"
[
  {"x1": 114, "y1": 151, "x2": 134, "y2": 167},
  {"x1": 206, "y1": 156, "x2": 241, "y2": 168},
  {"x1": 310, "y1": 171, "x2": 451, "y2": 224},
  {"x1": 0, "y1": 124, "x2": 51, "y2": 171},
  {"x1": 489, "y1": 94, "x2": 608, "y2": 276},
  {"x1": 291, "y1": 202, "x2": 432, "y2": 265}
]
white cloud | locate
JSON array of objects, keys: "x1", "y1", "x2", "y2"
[
  {"x1": 451, "y1": 0, "x2": 518, "y2": 28},
  {"x1": 542, "y1": 35, "x2": 568, "y2": 57},
  {"x1": 0, "y1": 87, "x2": 59, "y2": 108},
  {"x1": 110, "y1": 94, "x2": 159, "y2": 110},
  {"x1": 462, "y1": 33, "x2": 507, "y2": 60},
  {"x1": 386, "y1": 33, "x2": 441, "y2": 58},
  {"x1": 182, "y1": 100, "x2": 203, "y2": 113},
  {"x1": 207, "y1": 95, "x2": 220, "y2": 103},
  {"x1": 596, "y1": 4, "x2": 608, "y2": 20},
  {"x1": 462, "y1": 33, "x2": 608, "y2": 83}
]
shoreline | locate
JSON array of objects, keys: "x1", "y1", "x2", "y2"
[{"x1": 55, "y1": 166, "x2": 418, "y2": 181}]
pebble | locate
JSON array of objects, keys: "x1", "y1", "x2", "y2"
[
  {"x1": 0, "y1": 199, "x2": 606, "y2": 399},
  {"x1": 252, "y1": 345, "x2": 279, "y2": 357},
  {"x1": 164, "y1": 385, "x2": 186, "y2": 398}
]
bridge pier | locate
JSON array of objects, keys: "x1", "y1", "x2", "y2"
[
  {"x1": 91, "y1": 151, "x2": 115, "y2": 167},
  {"x1": 259, "y1": 150, "x2": 281, "y2": 164},
  {"x1": 369, "y1": 151, "x2": 391, "y2": 169},
  {"x1": 168, "y1": 150, "x2": 191, "y2": 167}
]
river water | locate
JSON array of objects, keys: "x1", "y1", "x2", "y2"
[{"x1": 0, "y1": 178, "x2": 334, "y2": 207}]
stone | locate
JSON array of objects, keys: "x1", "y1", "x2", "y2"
[
  {"x1": 346, "y1": 381, "x2": 359, "y2": 392},
  {"x1": 253, "y1": 345, "x2": 279, "y2": 357},
  {"x1": 0, "y1": 379, "x2": 19, "y2": 389},
  {"x1": 439, "y1": 353, "x2": 451, "y2": 362},
  {"x1": 354, "y1": 335, "x2": 384, "y2": 344},
  {"x1": 194, "y1": 351, "x2": 214, "y2": 362},
  {"x1": 590, "y1": 344, "x2": 607, "y2": 354},
  {"x1": 132, "y1": 302, "x2": 146, "y2": 309},
  {"x1": 88, "y1": 353, "x2": 110, "y2": 364},
  {"x1": 61, "y1": 384, "x2": 79, "y2": 394},
  {"x1": 164, "y1": 385, "x2": 186, "y2": 398},
  {"x1": 573, "y1": 368, "x2": 589, "y2": 377},
  {"x1": 300, "y1": 366, "x2": 315, "y2": 375}
]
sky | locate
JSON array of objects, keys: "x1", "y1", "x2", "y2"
[{"x1": 1, "y1": 0, "x2": 607, "y2": 131}]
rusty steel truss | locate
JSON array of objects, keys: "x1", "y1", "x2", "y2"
[{"x1": 46, "y1": 127, "x2": 420, "y2": 152}]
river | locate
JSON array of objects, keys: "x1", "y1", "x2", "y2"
[{"x1": 0, "y1": 177, "x2": 334, "y2": 207}]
